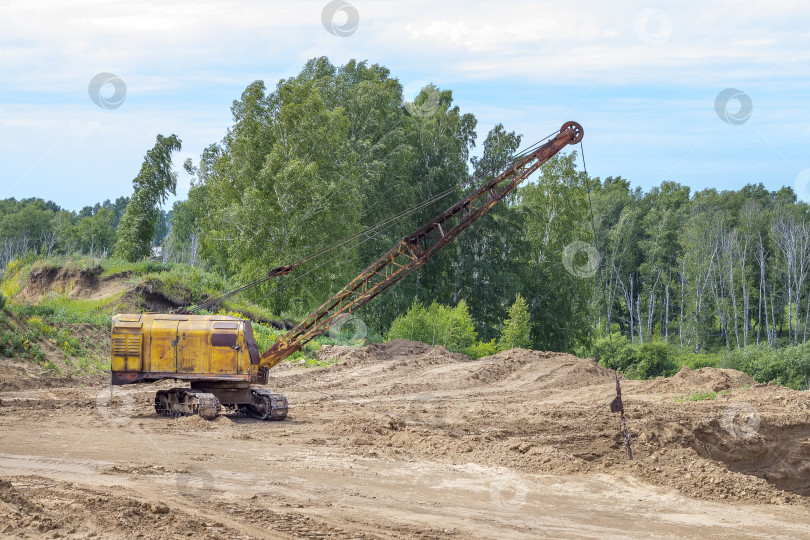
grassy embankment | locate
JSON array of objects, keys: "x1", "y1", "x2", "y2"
[{"x1": 0, "y1": 256, "x2": 369, "y2": 377}]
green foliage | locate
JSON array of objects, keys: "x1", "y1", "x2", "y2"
[
  {"x1": 76, "y1": 207, "x2": 116, "y2": 255},
  {"x1": 721, "y1": 343, "x2": 810, "y2": 390},
  {"x1": 0, "y1": 310, "x2": 46, "y2": 366},
  {"x1": 115, "y1": 134, "x2": 182, "y2": 262},
  {"x1": 675, "y1": 391, "x2": 719, "y2": 402},
  {"x1": 0, "y1": 327, "x2": 46, "y2": 364},
  {"x1": 12, "y1": 296, "x2": 114, "y2": 328},
  {"x1": 1, "y1": 295, "x2": 110, "y2": 375},
  {"x1": 22, "y1": 315, "x2": 82, "y2": 357},
  {"x1": 387, "y1": 300, "x2": 477, "y2": 353},
  {"x1": 630, "y1": 341, "x2": 679, "y2": 379},
  {"x1": 586, "y1": 332, "x2": 638, "y2": 371},
  {"x1": 679, "y1": 352, "x2": 721, "y2": 370},
  {"x1": 98, "y1": 258, "x2": 169, "y2": 278},
  {"x1": 464, "y1": 339, "x2": 499, "y2": 359},
  {"x1": 139, "y1": 264, "x2": 228, "y2": 305},
  {"x1": 0, "y1": 290, "x2": 5, "y2": 311},
  {"x1": 588, "y1": 334, "x2": 681, "y2": 379},
  {"x1": 498, "y1": 294, "x2": 531, "y2": 350},
  {"x1": 0, "y1": 259, "x2": 26, "y2": 298},
  {"x1": 585, "y1": 333, "x2": 810, "y2": 389}
]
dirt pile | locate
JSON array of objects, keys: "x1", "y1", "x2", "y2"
[
  {"x1": 0, "y1": 359, "x2": 84, "y2": 391},
  {"x1": 466, "y1": 348, "x2": 616, "y2": 389},
  {"x1": 271, "y1": 340, "x2": 810, "y2": 505},
  {"x1": 1, "y1": 339, "x2": 809, "y2": 538},
  {"x1": 646, "y1": 365, "x2": 756, "y2": 393},
  {"x1": 317, "y1": 339, "x2": 438, "y2": 365},
  {"x1": 0, "y1": 476, "x2": 244, "y2": 539}
]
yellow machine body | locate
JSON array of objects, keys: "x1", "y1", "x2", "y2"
[{"x1": 110, "y1": 313, "x2": 260, "y2": 385}]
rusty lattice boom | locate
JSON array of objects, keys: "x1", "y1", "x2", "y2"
[{"x1": 256, "y1": 121, "x2": 583, "y2": 375}]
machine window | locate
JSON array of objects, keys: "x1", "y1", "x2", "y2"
[{"x1": 211, "y1": 333, "x2": 237, "y2": 347}]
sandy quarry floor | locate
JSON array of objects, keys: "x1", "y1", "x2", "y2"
[{"x1": 1, "y1": 339, "x2": 809, "y2": 539}]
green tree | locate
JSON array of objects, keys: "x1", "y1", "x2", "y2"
[
  {"x1": 115, "y1": 134, "x2": 182, "y2": 261},
  {"x1": 451, "y1": 124, "x2": 525, "y2": 340},
  {"x1": 76, "y1": 207, "x2": 116, "y2": 256},
  {"x1": 499, "y1": 294, "x2": 531, "y2": 350},
  {"x1": 185, "y1": 58, "x2": 479, "y2": 326},
  {"x1": 519, "y1": 153, "x2": 594, "y2": 351}
]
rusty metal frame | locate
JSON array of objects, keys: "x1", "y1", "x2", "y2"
[{"x1": 256, "y1": 122, "x2": 583, "y2": 373}]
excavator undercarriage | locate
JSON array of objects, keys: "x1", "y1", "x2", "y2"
[{"x1": 154, "y1": 384, "x2": 288, "y2": 420}]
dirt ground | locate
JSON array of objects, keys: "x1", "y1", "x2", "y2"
[{"x1": 1, "y1": 339, "x2": 809, "y2": 539}]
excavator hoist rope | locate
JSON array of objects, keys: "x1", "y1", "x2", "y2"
[
  {"x1": 247, "y1": 204, "x2": 426, "y2": 308},
  {"x1": 257, "y1": 122, "x2": 583, "y2": 369},
  {"x1": 179, "y1": 129, "x2": 562, "y2": 315},
  {"x1": 182, "y1": 183, "x2": 466, "y2": 314},
  {"x1": 580, "y1": 141, "x2": 633, "y2": 460}
]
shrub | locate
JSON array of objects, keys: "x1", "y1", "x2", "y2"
[
  {"x1": 722, "y1": 343, "x2": 810, "y2": 390},
  {"x1": 498, "y1": 294, "x2": 531, "y2": 350},
  {"x1": 0, "y1": 326, "x2": 45, "y2": 363},
  {"x1": 387, "y1": 300, "x2": 478, "y2": 353},
  {"x1": 587, "y1": 332, "x2": 637, "y2": 371},
  {"x1": 586, "y1": 334, "x2": 681, "y2": 379},
  {"x1": 629, "y1": 341, "x2": 679, "y2": 379},
  {"x1": 583, "y1": 331, "x2": 809, "y2": 388},
  {"x1": 679, "y1": 352, "x2": 721, "y2": 370},
  {"x1": 0, "y1": 290, "x2": 6, "y2": 312},
  {"x1": 465, "y1": 339, "x2": 499, "y2": 359}
]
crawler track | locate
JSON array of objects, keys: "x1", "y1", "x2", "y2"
[
  {"x1": 154, "y1": 388, "x2": 221, "y2": 419},
  {"x1": 154, "y1": 387, "x2": 287, "y2": 421}
]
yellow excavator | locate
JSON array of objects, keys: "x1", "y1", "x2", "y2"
[{"x1": 109, "y1": 121, "x2": 584, "y2": 420}]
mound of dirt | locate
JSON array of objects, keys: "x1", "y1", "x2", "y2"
[
  {"x1": 267, "y1": 340, "x2": 810, "y2": 505},
  {"x1": 316, "y1": 339, "x2": 438, "y2": 367},
  {"x1": 0, "y1": 476, "x2": 244, "y2": 539},
  {"x1": 468, "y1": 349, "x2": 617, "y2": 389},
  {"x1": 646, "y1": 365, "x2": 756, "y2": 393}
]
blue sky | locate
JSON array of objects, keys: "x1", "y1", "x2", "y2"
[{"x1": 1, "y1": 0, "x2": 809, "y2": 211}]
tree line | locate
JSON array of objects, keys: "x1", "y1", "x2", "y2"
[
  {"x1": 0, "y1": 196, "x2": 173, "y2": 268},
  {"x1": 3, "y1": 57, "x2": 809, "y2": 357},
  {"x1": 592, "y1": 178, "x2": 810, "y2": 352}
]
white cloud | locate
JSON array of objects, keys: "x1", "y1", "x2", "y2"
[
  {"x1": 0, "y1": 0, "x2": 808, "y2": 206},
  {"x1": 0, "y1": 0, "x2": 806, "y2": 94}
]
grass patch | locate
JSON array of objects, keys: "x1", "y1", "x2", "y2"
[
  {"x1": 675, "y1": 390, "x2": 731, "y2": 402},
  {"x1": 0, "y1": 259, "x2": 28, "y2": 298},
  {"x1": 676, "y1": 391, "x2": 717, "y2": 402},
  {"x1": 0, "y1": 310, "x2": 56, "y2": 372},
  {"x1": 13, "y1": 294, "x2": 117, "y2": 328},
  {"x1": 99, "y1": 259, "x2": 171, "y2": 278},
  {"x1": 3, "y1": 284, "x2": 115, "y2": 375}
]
